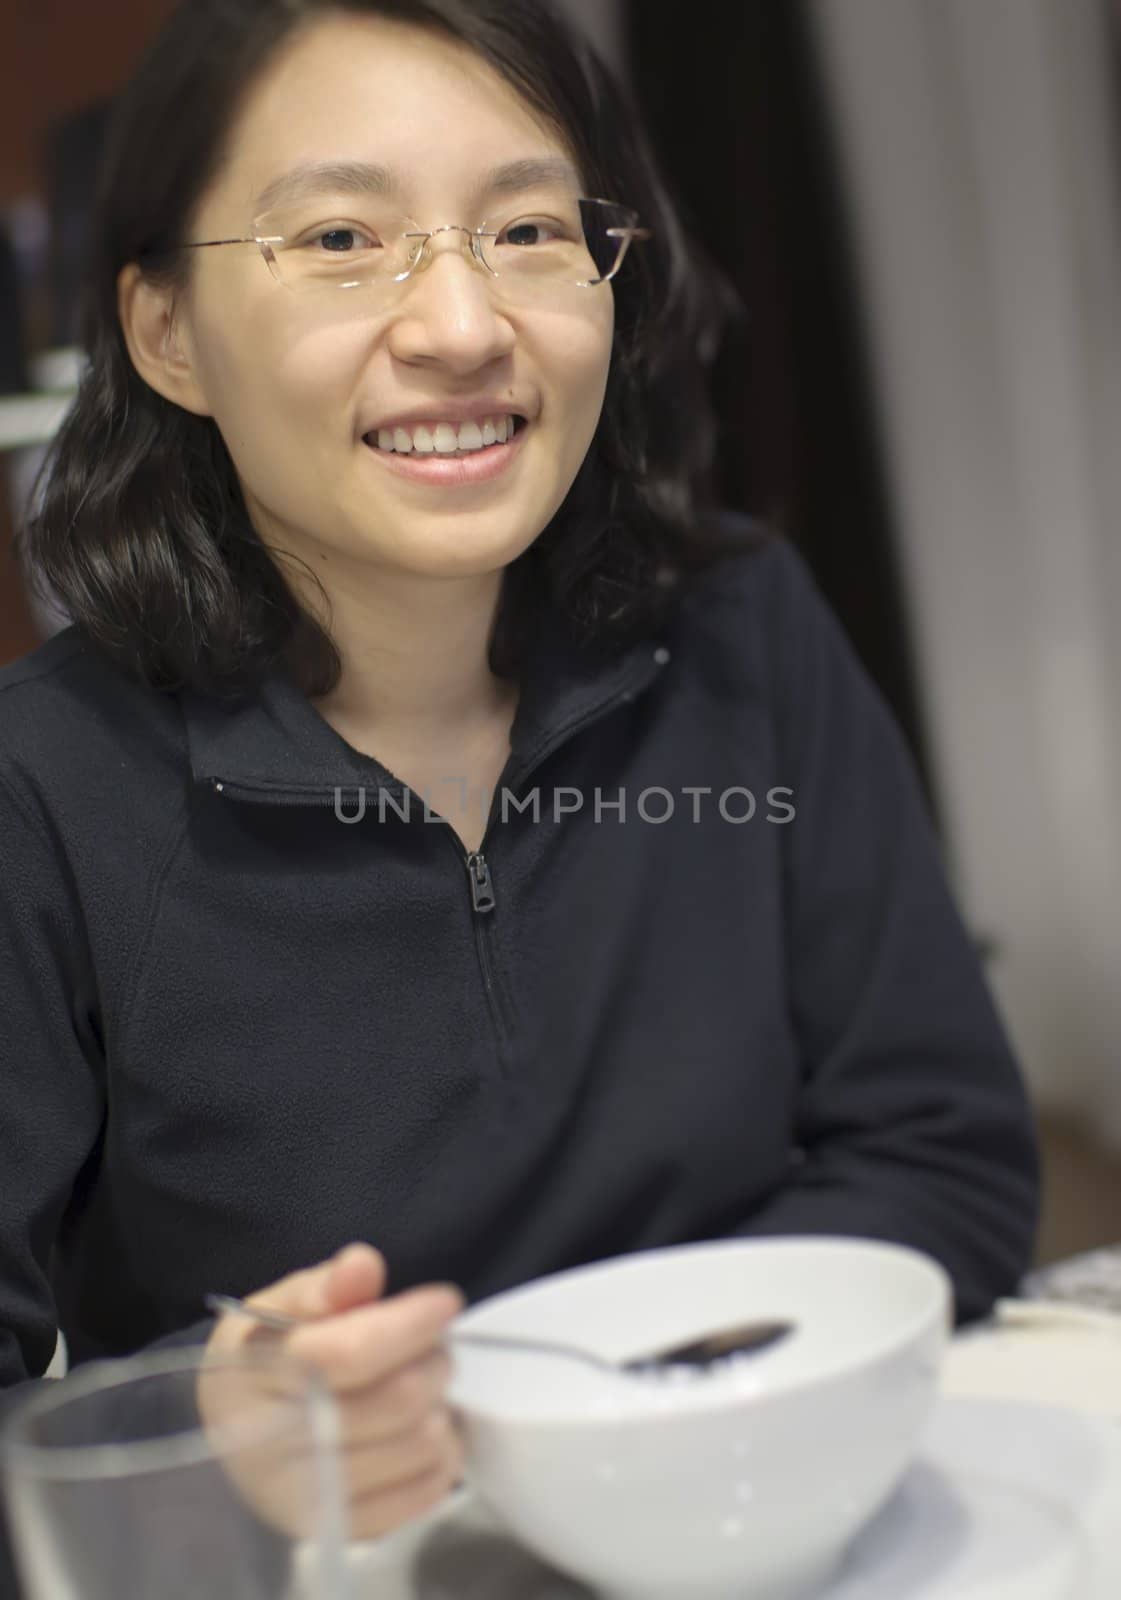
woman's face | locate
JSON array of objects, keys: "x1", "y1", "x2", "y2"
[{"x1": 158, "y1": 12, "x2": 615, "y2": 586}]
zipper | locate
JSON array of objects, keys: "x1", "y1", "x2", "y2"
[
  {"x1": 445, "y1": 775, "x2": 505, "y2": 1059},
  {"x1": 460, "y1": 843, "x2": 507, "y2": 1063},
  {"x1": 466, "y1": 851, "x2": 496, "y2": 913},
  {"x1": 440, "y1": 663, "x2": 662, "y2": 1055}
]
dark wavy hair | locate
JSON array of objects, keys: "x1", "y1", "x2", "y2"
[{"x1": 16, "y1": 0, "x2": 749, "y2": 703}]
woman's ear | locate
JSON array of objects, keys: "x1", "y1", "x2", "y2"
[{"x1": 117, "y1": 261, "x2": 212, "y2": 417}]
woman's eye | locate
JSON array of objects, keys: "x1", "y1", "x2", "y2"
[
  {"x1": 500, "y1": 219, "x2": 561, "y2": 248},
  {"x1": 308, "y1": 226, "x2": 379, "y2": 253}
]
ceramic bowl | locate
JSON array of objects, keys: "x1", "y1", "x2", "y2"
[{"x1": 447, "y1": 1237, "x2": 951, "y2": 1600}]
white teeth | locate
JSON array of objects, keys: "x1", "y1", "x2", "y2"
[
  {"x1": 372, "y1": 414, "x2": 520, "y2": 455},
  {"x1": 432, "y1": 423, "x2": 459, "y2": 455}
]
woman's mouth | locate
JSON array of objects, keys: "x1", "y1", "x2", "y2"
[{"x1": 361, "y1": 413, "x2": 529, "y2": 486}]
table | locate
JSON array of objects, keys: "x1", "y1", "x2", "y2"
[{"x1": 941, "y1": 1245, "x2": 1121, "y2": 1417}]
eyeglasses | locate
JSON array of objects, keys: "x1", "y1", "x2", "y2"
[{"x1": 176, "y1": 195, "x2": 651, "y2": 304}]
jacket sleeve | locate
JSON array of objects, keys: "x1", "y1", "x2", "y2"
[
  {"x1": 0, "y1": 773, "x2": 107, "y2": 1597},
  {"x1": 0, "y1": 775, "x2": 284, "y2": 1599},
  {"x1": 0, "y1": 769, "x2": 106, "y2": 1390},
  {"x1": 729, "y1": 542, "x2": 1041, "y2": 1325}
]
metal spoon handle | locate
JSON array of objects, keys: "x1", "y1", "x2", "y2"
[
  {"x1": 205, "y1": 1292, "x2": 301, "y2": 1332},
  {"x1": 450, "y1": 1328, "x2": 621, "y2": 1371},
  {"x1": 205, "y1": 1293, "x2": 793, "y2": 1372},
  {"x1": 205, "y1": 1293, "x2": 618, "y2": 1370}
]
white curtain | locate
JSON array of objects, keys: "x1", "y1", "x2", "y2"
[{"x1": 809, "y1": 0, "x2": 1121, "y2": 1147}]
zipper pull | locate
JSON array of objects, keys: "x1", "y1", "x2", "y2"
[{"x1": 466, "y1": 852, "x2": 496, "y2": 914}]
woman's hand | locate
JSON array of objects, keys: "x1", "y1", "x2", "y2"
[{"x1": 202, "y1": 1242, "x2": 467, "y2": 1539}]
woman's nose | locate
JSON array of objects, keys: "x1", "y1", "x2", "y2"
[{"x1": 385, "y1": 238, "x2": 516, "y2": 372}]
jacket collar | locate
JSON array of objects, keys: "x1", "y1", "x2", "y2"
[{"x1": 182, "y1": 615, "x2": 666, "y2": 799}]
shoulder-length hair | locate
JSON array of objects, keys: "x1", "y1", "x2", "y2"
[{"x1": 17, "y1": 0, "x2": 747, "y2": 703}]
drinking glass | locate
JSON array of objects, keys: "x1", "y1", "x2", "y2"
[{"x1": 0, "y1": 1343, "x2": 348, "y2": 1599}]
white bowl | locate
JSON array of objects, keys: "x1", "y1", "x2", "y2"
[{"x1": 447, "y1": 1237, "x2": 951, "y2": 1600}]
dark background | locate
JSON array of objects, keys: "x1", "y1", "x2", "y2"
[{"x1": 627, "y1": 0, "x2": 933, "y2": 810}]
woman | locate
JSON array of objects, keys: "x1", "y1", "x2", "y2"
[{"x1": 1, "y1": 0, "x2": 1038, "y2": 1545}]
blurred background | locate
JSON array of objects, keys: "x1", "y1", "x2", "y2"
[{"x1": 3, "y1": 0, "x2": 1120, "y2": 1266}]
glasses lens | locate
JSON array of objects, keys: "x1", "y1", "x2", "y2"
[
  {"x1": 476, "y1": 197, "x2": 632, "y2": 290},
  {"x1": 253, "y1": 204, "x2": 417, "y2": 293}
]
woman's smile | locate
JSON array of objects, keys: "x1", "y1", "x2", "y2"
[{"x1": 362, "y1": 413, "x2": 530, "y2": 487}]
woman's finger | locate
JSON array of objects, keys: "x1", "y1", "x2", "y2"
[
  {"x1": 340, "y1": 1405, "x2": 465, "y2": 1491},
  {"x1": 333, "y1": 1349, "x2": 454, "y2": 1445},
  {"x1": 243, "y1": 1241, "x2": 388, "y2": 1325},
  {"x1": 286, "y1": 1283, "x2": 463, "y2": 1393},
  {"x1": 346, "y1": 1456, "x2": 464, "y2": 1541}
]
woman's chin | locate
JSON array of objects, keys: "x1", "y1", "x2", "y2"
[{"x1": 357, "y1": 528, "x2": 540, "y2": 581}]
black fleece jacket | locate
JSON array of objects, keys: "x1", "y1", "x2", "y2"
[{"x1": 0, "y1": 523, "x2": 1039, "y2": 1407}]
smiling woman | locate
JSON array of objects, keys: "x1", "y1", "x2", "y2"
[{"x1": 1, "y1": 0, "x2": 1040, "y2": 1574}]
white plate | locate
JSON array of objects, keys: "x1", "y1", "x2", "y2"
[
  {"x1": 336, "y1": 1395, "x2": 1121, "y2": 1599},
  {"x1": 827, "y1": 1395, "x2": 1121, "y2": 1598}
]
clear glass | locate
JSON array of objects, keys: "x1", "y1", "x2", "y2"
[
  {"x1": 183, "y1": 192, "x2": 649, "y2": 304},
  {"x1": 0, "y1": 1345, "x2": 348, "y2": 1600}
]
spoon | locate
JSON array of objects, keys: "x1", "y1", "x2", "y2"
[{"x1": 204, "y1": 1292, "x2": 795, "y2": 1376}]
